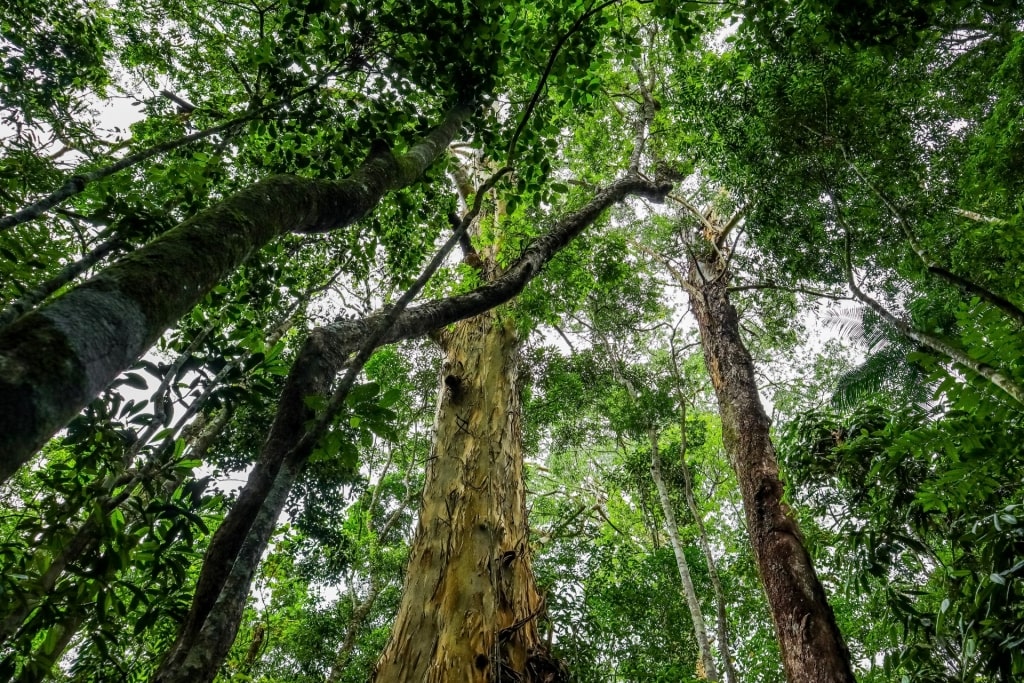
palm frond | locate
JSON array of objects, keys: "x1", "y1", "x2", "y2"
[
  {"x1": 823, "y1": 305, "x2": 887, "y2": 351},
  {"x1": 831, "y1": 341, "x2": 931, "y2": 410}
]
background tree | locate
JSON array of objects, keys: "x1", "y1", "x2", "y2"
[{"x1": 2, "y1": 0, "x2": 1024, "y2": 681}]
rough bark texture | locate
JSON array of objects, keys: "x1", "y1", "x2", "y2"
[
  {"x1": 0, "y1": 106, "x2": 469, "y2": 481},
  {"x1": 151, "y1": 174, "x2": 670, "y2": 683},
  {"x1": 687, "y1": 253, "x2": 856, "y2": 683},
  {"x1": 0, "y1": 234, "x2": 125, "y2": 328},
  {"x1": 151, "y1": 340, "x2": 336, "y2": 683},
  {"x1": 649, "y1": 429, "x2": 719, "y2": 682},
  {"x1": 372, "y1": 311, "x2": 556, "y2": 682},
  {"x1": 154, "y1": 459, "x2": 300, "y2": 683}
]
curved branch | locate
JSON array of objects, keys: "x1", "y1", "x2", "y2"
[
  {"x1": 505, "y1": 0, "x2": 621, "y2": 163},
  {"x1": 841, "y1": 227, "x2": 1024, "y2": 407},
  {"x1": 0, "y1": 78, "x2": 330, "y2": 232}
]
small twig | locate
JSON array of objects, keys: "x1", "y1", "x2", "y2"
[{"x1": 506, "y1": 0, "x2": 622, "y2": 163}]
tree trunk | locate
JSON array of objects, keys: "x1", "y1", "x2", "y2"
[
  {"x1": 686, "y1": 252, "x2": 856, "y2": 683},
  {"x1": 154, "y1": 458, "x2": 299, "y2": 682},
  {"x1": 649, "y1": 428, "x2": 720, "y2": 682},
  {"x1": 0, "y1": 232, "x2": 125, "y2": 327},
  {"x1": 327, "y1": 582, "x2": 383, "y2": 683},
  {"x1": 151, "y1": 175, "x2": 671, "y2": 683},
  {"x1": 373, "y1": 309, "x2": 559, "y2": 682},
  {"x1": 0, "y1": 106, "x2": 470, "y2": 480},
  {"x1": 678, "y1": 439, "x2": 738, "y2": 683}
]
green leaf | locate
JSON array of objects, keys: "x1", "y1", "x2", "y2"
[
  {"x1": 378, "y1": 387, "x2": 403, "y2": 408},
  {"x1": 121, "y1": 372, "x2": 148, "y2": 390},
  {"x1": 346, "y1": 381, "x2": 380, "y2": 407}
]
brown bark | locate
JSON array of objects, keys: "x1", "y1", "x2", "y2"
[
  {"x1": 372, "y1": 309, "x2": 558, "y2": 682},
  {"x1": 152, "y1": 175, "x2": 670, "y2": 683},
  {"x1": 686, "y1": 251, "x2": 856, "y2": 683}
]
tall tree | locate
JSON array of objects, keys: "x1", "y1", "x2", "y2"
[{"x1": 642, "y1": 199, "x2": 857, "y2": 682}]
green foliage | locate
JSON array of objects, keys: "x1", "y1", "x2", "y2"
[
  {"x1": 781, "y1": 387, "x2": 1024, "y2": 679},
  {"x1": 3, "y1": 0, "x2": 1024, "y2": 679}
]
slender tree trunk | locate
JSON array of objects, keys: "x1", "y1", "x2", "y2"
[
  {"x1": 678, "y1": 440, "x2": 738, "y2": 683},
  {"x1": 648, "y1": 428, "x2": 720, "y2": 682},
  {"x1": 0, "y1": 106, "x2": 470, "y2": 480},
  {"x1": 685, "y1": 252, "x2": 856, "y2": 683},
  {"x1": 154, "y1": 458, "x2": 299, "y2": 682},
  {"x1": 327, "y1": 582, "x2": 383, "y2": 683},
  {"x1": 839, "y1": 230, "x2": 1024, "y2": 407},
  {"x1": 373, "y1": 309, "x2": 559, "y2": 682}
]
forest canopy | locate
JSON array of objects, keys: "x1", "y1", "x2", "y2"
[{"x1": 1, "y1": 0, "x2": 1023, "y2": 681}]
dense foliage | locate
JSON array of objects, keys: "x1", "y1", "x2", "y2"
[{"x1": 1, "y1": 0, "x2": 1022, "y2": 680}]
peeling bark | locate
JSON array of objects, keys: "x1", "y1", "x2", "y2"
[
  {"x1": 151, "y1": 175, "x2": 671, "y2": 683},
  {"x1": 372, "y1": 310, "x2": 556, "y2": 683},
  {"x1": 0, "y1": 106, "x2": 470, "y2": 481},
  {"x1": 685, "y1": 252, "x2": 856, "y2": 683}
]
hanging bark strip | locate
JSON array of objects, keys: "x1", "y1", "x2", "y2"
[
  {"x1": 151, "y1": 175, "x2": 672, "y2": 683},
  {"x1": 684, "y1": 247, "x2": 856, "y2": 683},
  {"x1": 0, "y1": 106, "x2": 470, "y2": 482}
]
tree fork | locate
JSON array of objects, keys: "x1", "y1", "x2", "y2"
[
  {"x1": 371, "y1": 309, "x2": 551, "y2": 682},
  {"x1": 153, "y1": 175, "x2": 670, "y2": 683}
]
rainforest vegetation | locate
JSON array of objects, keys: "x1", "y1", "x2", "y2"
[{"x1": 1, "y1": 0, "x2": 1022, "y2": 680}]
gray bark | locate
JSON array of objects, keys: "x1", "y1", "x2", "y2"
[
  {"x1": 0, "y1": 107, "x2": 470, "y2": 481},
  {"x1": 649, "y1": 429, "x2": 720, "y2": 682},
  {"x1": 0, "y1": 234, "x2": 125, "y2": 327},
  {"x1": 678, "y1": 447, "x2": 738, "y2": 683}
]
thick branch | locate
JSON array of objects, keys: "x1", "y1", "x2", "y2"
[
  {"x1": 0, "y1": 79, "x2": 333, "y2": 232},
  {"x1": 153, "y1": 174, "x2": 670, "y2": 683},
  {"x1": 0, "y1": 106, "x2": 471, "y2": 481},
  {"x1": 0, "y1": 234, "x2": 126, "y2": 327}
]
